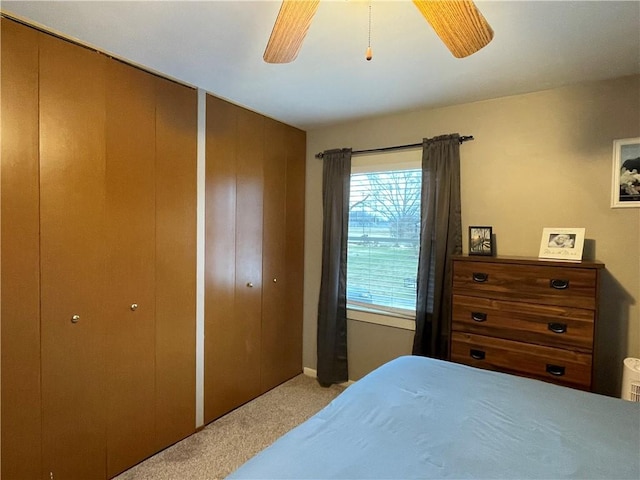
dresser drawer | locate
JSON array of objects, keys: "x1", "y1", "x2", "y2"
[
  {"x1": 451, "y1": 332, "x2": 592, "y2": 390},
  {"x1": 452, "y1": 261, "x2": 597, "y2": 309},
  {"x1": 452, "y1": 295, "x2": 594, "y2": 352}
]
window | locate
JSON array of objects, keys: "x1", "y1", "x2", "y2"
[{"x1": 346, "y1": 153, "x2": 421, "y2": 321}]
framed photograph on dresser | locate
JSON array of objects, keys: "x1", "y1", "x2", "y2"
[
  {"x1": 468, "y1": 226, "x2": 493, "y2": 256},
  {"x1": 538, "y1": 227, "x2": 585, "y2": 261}
]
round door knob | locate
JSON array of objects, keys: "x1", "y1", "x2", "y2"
[
  {"x1": 71, "y1": 314, "x2": 80, "y2": 324},
  {"x1": 273, "y1": 278, "x2": 277, "y2": 283},
  {"x1": 246, "y1": 282, "x2": 254, "y2": 288},
  {"x1": 130, "y1": 303, "x2": 138, "y2": 311}
]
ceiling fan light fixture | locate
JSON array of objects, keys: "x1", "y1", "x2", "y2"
[
  {"x1": 263, "y1": 0, "x2": 321, "y2": 63},
  {"x1": 412, "y1": 0, "x2": 494, "y2": 58},
  {"x1": 263, "y1": 0, "x2": 494, "y2": 64},
  {"x1": 365, "y1": 1, "x2": 373, "y2": 61}
]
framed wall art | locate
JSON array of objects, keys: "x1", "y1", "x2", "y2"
[
  {"x1": 538, "y1": 227, "x2": 585, "y2": 261},
  {"x1": 469, "y1": 226, "x2": 493, "y2": 256},
  {"x1": 611, "y1": 137, "x2": 640, "y2": 208}
]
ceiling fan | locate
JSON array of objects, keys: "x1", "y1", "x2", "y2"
[{"x1": 263, "y1": 0, "x2": 494, "y2": 64}]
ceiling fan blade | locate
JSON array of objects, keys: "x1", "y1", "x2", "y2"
[
  {"x1": 264, "y1": 0, "x2": 321, "y2": 64},
  {"x1": 412, "y1": 0, "x2": 494, "y2": 58}
]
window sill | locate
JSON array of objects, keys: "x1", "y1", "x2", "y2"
[{"x1": 346, "y1": 306, "x2": 416, "y2": 331}]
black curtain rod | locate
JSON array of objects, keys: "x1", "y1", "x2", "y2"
[{"x1": 315, "y1": 135, "x2": 474, "y2": 159}]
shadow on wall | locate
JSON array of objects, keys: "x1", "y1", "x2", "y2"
[
  {"x1": 582, "y1": 238, "x2": 596, "y2": 261},
  {"x1": 594, "y1": 269, "x2": 634, "y2": 397}
]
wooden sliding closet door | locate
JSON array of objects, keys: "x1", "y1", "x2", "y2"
[
  {"x1": 105, "y1": 59, "x2": 157, "y2": 478},
  {"x1": 39, "y1": 33, "x2": 108, "y2": 479},
  {"x1": 235, "y1": 105, "x2": 265, "y2": 395},
  {"x1": 1, "y1": 19, "x2": 198, "y2": 479},
  {"x1": 204, "y1": 95, "x2": 263, "y2": 423},
  {"x1": 0, "y1": 18, "x2": 42, "y2": 480},
  {"x1": 261, "y1": 119, "x2": 306, "y2": 392},
  {"x1": 154, "y1": 77, "x2": 197, "y2": 450},
  {"x1": 205, "y1": 95, "x2": 238, "y2": 422},
  {"x1": 261, "y1": 119, "x2": 289, "y2": 392},
  {"x1": 283, "y1": 126, "x2": 306, "y2": 382}
]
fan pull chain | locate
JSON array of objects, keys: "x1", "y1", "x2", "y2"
[{"x1": 366, "y1": 2, "x2": 373, "y2": 61}]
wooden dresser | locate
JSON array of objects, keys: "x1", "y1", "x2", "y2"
[{"x1": 450, "y1": 255, "x2": 604, "y2": 391}]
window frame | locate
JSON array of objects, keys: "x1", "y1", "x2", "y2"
[{"x1": 346, "y1": 149, "x2": 422, "y2": 331}]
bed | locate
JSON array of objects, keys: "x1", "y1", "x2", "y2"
[{"x1": 228, "y1": 355, "x2": 640, "y2": 479}]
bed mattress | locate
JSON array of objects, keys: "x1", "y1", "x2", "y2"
[{"x1": 228, "y1": 355, "x2": 640, "y2": 479}]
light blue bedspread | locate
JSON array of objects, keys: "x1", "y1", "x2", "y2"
[{"x1": 229, "y1": 356, "x2": 640, "y2": 479}]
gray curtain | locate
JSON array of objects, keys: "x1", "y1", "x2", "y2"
[
  {"x1": 317, "y1": 148, "x2": 352, "y2": 386},
  {"x1": 413, "y1": 134, "x2": 462, "y2": 359}
]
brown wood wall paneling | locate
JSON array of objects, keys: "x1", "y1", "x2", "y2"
[{"x1": 0, "y1": 17, "x2": 43, "y2": 480}]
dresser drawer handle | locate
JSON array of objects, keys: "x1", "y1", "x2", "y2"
[
  {"x1": 470, "y1": 349, "x2": 486, "y2": 360},
  {"x1": 548, "y1": 322, "x2": 567, "y2": 334},
  {"x1": 550, "y1": 279, "x2": 569, "y2": 290},
  {"x1": 471, "y1": 312, "x2": 487, "y2": 322},
  {"x1": 546, "y1": 364, "x2": 566, "y2": 376},
  {"x1": 472, "y1": 272, "x2": 488, "y2": 283}
]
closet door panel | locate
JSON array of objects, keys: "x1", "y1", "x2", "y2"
[
  {"x1": 105, "y1": 60, "x2": 157, "y2": 477},
  {"x1": 261, "y1": 119, "x2": 289, "y2": 392},
  {"x1": 155, "y1": 77, "x2": 197, "y2": 449},
  {"x1": 235, "y1": 107, "x2": 264, "y2": 396},
  {"x1": 204, "y1": 95, "x2": 239, "y2": 422},
  {"x1": 0, "y1": 18, "x2": 42, "y2": 480},
  {"x1": 283, "y1": 127, "x2": 306, "y2": 378},
  {"x1": 204, "y1": 96, "x2": 263, "y2": 422},
  {"x1": 262, "y1": 124, "x2": 305, "y2": 390},
  {"x1": 39, "y1": 33, "x2": 108, "y2": 479}
]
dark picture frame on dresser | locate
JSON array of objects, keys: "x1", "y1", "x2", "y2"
[
  {"x1": 450, "y1": 254, "x2": 604, "y2": 391},
  {"x1": 468, "y1": 226, "x2": 493, "y2": 256}
]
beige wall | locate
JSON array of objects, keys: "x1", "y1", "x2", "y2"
[{"x1": 304, "y1": 75, "x2": 640, "y2": 396}]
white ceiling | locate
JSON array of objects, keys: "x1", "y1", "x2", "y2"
[{"x1": 2, "y1": 1, "x2": 639, "y2": 130}]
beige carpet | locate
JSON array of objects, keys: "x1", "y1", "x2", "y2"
[{"x1": 115, "y1": 374, "x2": 346, "y2": 480}]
